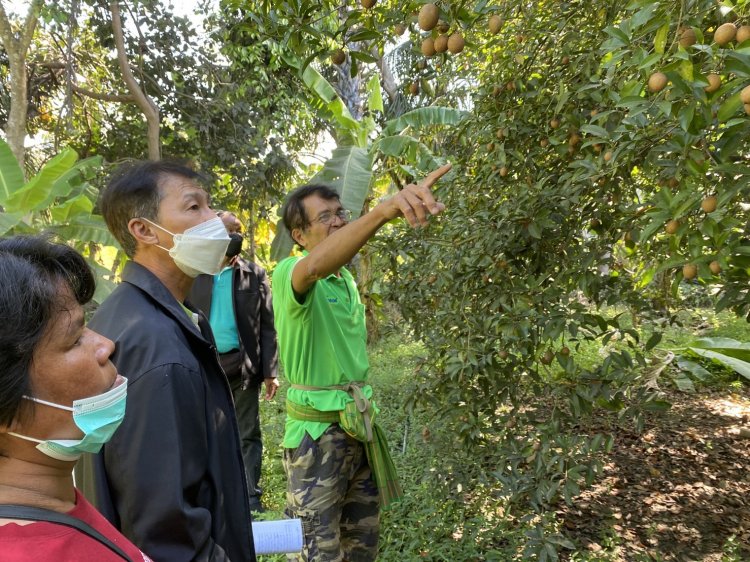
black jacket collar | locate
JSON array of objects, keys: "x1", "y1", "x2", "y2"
[{"x1": 122, "y1": 261, "x2": 206, "y2": 342}]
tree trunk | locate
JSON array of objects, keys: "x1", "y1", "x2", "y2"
[
  {"x1": 376, "y1": 52, "x2": 398, "y2": 103},
  {"x1": 5, "y1": 51, "x2": 28, "y2": 170},
  {"x1": 246, "y1": 201, "x2": 257, "y2": 262},
  {"x1": 0, "y1": 0, "x2": 43, "y2": 173},
  {"x1": 109, "y1": 0, "x2": 161, "y2": 161},
  {"x1": 334, "y1": 57, "x2": 362, "y2": 121}
]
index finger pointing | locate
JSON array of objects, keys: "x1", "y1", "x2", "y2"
[{"x1": 420, "y1": 163, "x2": 453, "y2": 188}]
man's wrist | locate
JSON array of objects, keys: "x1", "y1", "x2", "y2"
[{"x1": 369, "y1": 201, "x2": 396, "y2": 226}]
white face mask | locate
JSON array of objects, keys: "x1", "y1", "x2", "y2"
[{"x1": 142, "y1": 216, "x2": 230, "y2": 277}]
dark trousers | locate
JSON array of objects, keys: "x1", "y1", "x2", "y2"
[{"x1": 221, "y1": 351, "x2": 263, "y2": 509}]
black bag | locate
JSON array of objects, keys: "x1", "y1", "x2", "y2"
[{"x1": 0, "y1": 505, "x2": 133, "y2": 562}]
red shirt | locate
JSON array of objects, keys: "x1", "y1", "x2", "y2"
[{"x1": 0, "y1": 488, "x2": 152, "y2": 561}]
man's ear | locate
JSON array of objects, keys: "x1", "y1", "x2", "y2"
[
  {"x1": 128, "y1": 218, "x2": 161, "y2": 246},
  {"x1": 291, "y1": 227, "x2": 305, "y2": 248}
]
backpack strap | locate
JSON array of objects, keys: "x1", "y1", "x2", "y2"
[{"x1": 0, "y1": 505, "x2": 133, "y2": 562}]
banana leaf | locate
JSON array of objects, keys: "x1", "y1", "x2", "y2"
[
  {"x1": 0, "y1": 140, "x2": 24, "y2": 204},
  {"x1": 5, "y1": 148, "x2": 79, "y2": 213},
  {"x1": 688, "y1": 337, "x2": 750, "y2": 362},
  {"x1": 382, "y1": 107, "x2": 468, "y2": 136}
]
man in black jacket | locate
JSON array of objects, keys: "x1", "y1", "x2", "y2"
[
  {"x1": 189, "y1": 210, "x2": 279, "y2": 513},
  {"x1": 77, "y1": 161, "x2": 256, "y2": 561}
]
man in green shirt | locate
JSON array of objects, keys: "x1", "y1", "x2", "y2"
[{"x1": 273, "y1": 163, "x2": 451, "y2": 562}]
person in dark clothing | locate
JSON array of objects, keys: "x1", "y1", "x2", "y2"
[
  {"x1": 189, "y1": 211, "x2": 279, "y2": 513},
  {"x1": 76, "y1": 161, "x2": 256, "y2": 561}
]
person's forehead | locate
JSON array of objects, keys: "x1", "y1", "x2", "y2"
[
  {"x1": 221, "y1": 212, "x2": 241, "y2": 230},
  {"x1": 303, "y1": 194, "x2": 341, "y2": 213},
  {"x1": 44, "y1": 290, "x2": 84, "y2": 343},
  {"x1": 158, "y1": 173, "x2": 207, "y2": 199}
]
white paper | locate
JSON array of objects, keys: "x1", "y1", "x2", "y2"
[{"x1": 252, "y1": 518, "x2": 303, "y2": 555}]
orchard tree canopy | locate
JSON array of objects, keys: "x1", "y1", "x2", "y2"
[
  {"x1": 0, "y1": 0, "x2": 324, "y2": 264},
  {"x1": 240, "y1": 0, "x2": 750, "y2": 545}
]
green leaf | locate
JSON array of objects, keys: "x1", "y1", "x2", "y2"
[
  {"x1": 383, "y1": 107, "x2": 468, "y2": 136},
  {"x1": 678, "y1": 105, "x2": 694, "y2": 132},
  {"x1": 301, "y1": 64, "x2": 337, "y2": 103},
  {"x1": 676, "y1": 358, "x2": 710, "y2": 381},
  {"x1": 687, "y1": 348, "x2": 750, "y2": 380},
  {"x1": 367, "y1": 74, "x2": 384, "y2": 114},
  {"x1": 527, "y1": 222, "x2": 542, "y2": 238},
  {"x1": 688, "y1": 337, "x2": 750, "y2": 362},
  {"x1": 0, "y1": 211, "x2": 24, "y2": 235},
  {"x1": 0, "y1": 139, "x2": 25, "y2": 203},
  {"x1": 638, "y1": 52, "x2": 662, "y2": 70},
  {"x1": 374, "y1": 135, "x2": 422, "y2": 158},
  {"x1": 50, "y1": 193, "x2": 94, "y2": 223},
  {"x1": 718, "y1": 93, "x2": 743, "y2": 122},
  {"x1": 5, "y1": 148, "x2": 79, "y2": 213},
  {"x1": 672, "y1": 371, "x2": 696, "y2": 392},
  {"x1": 555, "y1": 85, "x2": 570, "y2": 115},
  {"x1": 314, "y1": 146, "x2": 373, "y2": 216},
  {"x1": 639, "y1": 212, "x2": 670, "y2": 242},
  {"x1": 93, "y1": 276, "x2": 117, "y2": 305},
  {"x1": 348, "y1": 28, "x2": 380, "y2": 43},
  {"x1": 604, "y1": 26, "x2": 630, "y2": 46},
  {"x1": 645, "y1": 332, "x2": 662, "y2": 351},
  {"x1": 50, "y1": 215, "x2": 120, "y2": 247},
  {"x1": 45, "y1": 156, "x2": 104, "y2": 205},
  {"x1": 641, "y1": 399, "x2": 671, "y2": 412},
  {"x1": 678, "y1": 59, "x2": 693, "y2": 82},
  {"x1": 635, "y1": 266, "x2": 656, "y2": 289},
  {"x1": 655, "y1": 255, "x2": 688, "y2": 275},
  {"x1": 580, "y1": 124, "x2": 609, "y2": 138},
  {"x1": 654, "y1": 23, "x2": 669, "y2": 54},
  {"x1": 631, "y1": 4, "x2": 658, "y2": 29},
  {"x1": 328, "y1": 98, "x2": 360, "y2": 135},
  {"x1": 691, "y1": 337, "x2": 750, "y2": 350}
]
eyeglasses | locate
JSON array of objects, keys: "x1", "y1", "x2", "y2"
[{"x1": 313, "y1": 209, "x2": 352, "y2": 225}]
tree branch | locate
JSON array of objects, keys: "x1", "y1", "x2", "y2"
[
  {"x1": 20, "y1": 0, "x2": 42, "y2": 53},
  {"x1": 109, "y1": 0, "x2": 160, "y2": 160},
  {"x1": 0, "y1": 3, "x2": 14, "y2": 50},
  {"x1": 72, "y1": 84, "x2": 135, "y2": 103}
]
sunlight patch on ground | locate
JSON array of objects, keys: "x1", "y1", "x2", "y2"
[
  {"x1": 704, "y1": 394, "x2": 750, "y2": 418},
  {"x1": 704, "y1": 394, "x2": 750, "y2": 437}
]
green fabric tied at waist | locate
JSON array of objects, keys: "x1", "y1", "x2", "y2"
[{"x1": 287, "y1": 382, "x2": 403, "y2": 509}]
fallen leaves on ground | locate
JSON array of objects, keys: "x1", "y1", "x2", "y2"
[{"x1": 558, "y1": 386, "x2": 750, "y2": 561}]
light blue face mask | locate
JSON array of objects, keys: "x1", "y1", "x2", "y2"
[{"x1": 8, "y1": 375, "x2": 128, "y2": 461}]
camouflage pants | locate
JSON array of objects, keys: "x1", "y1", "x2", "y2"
[{"x1": 284, "y1": 424, "x2": 380, "y2": 562}]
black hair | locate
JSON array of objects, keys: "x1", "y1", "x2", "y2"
[
  {"x1": 281, "y1": 184, "x2": 340, "y2": 247},
  {"x1": 0, "y1": 236, "x2": 96, "y2": 427},
  {"x1": 101, "y1": 160, "x2": 203, "y2": 257}
]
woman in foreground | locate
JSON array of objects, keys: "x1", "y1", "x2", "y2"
[{"x1": 0, "y1": 236, "x2": 150, "y2": 561}]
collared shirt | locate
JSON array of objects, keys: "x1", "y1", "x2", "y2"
[
  {"x1": 272, "y1": 254, "x2": 371, "y2": 448},
  {"x1": 208, "y1": 266, "x2": 240, "y2": 353}
]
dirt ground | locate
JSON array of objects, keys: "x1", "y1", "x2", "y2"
[{"x1": 558, "y1": 386, "x2": 750, "y2": 561}]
